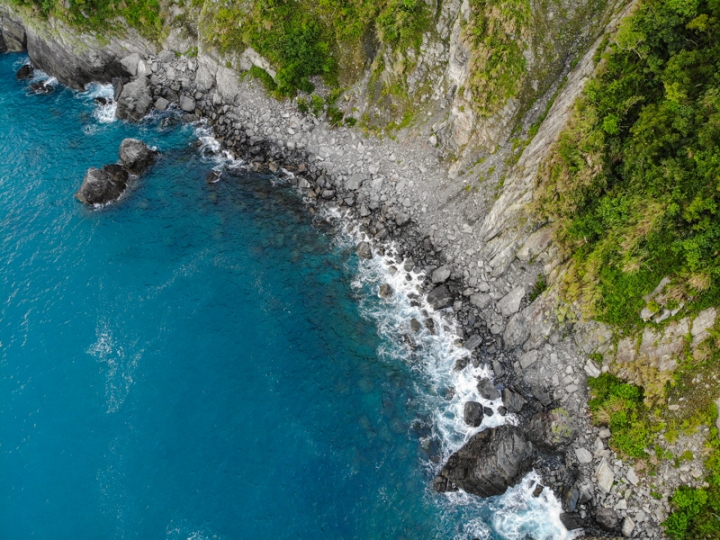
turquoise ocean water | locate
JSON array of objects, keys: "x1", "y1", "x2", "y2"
[{"x1": 0, "y1": 53, "x2": 572, "y2": 540}]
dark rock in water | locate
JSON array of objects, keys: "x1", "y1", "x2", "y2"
[
  {"x1": 94, "y1": 97, "x2": 108, "y2": 105},
  {"x1": 559, "y1": 513, "x2": 583, "y2": 531},
  {"x1": 526, "y1": 409, "x2": 576, "y2": 452},
  {"x1": 29, "y1": 81, "x2": 53, "y2": 94},
  {"x1": 453, "y1": 356, "x2": 470, "y2": 371},
  {"x1": 75, "y1": 165, "x2": 129, "y2": 205},
  {"x1": 119, "y1": 138, "x2": 156, "y2": 174},
  {"x1": 379, "y1": 284, "x2": 393, "y2": 298},
  {"x1": 464, "y1": 334, "x2": 482, "y2": 350},
  {"x1": 463, "y1": 401, "x2": 484, "y2": 427},
  {"x1": 502, "y1": 387, "x2": 527, "y2": 413},
  {"x1": 595, "y1": 507, "x2": 620, "y2": 531},
  {"x1": 424, "y1": 318, "x2": 436, "y2": 334},
  {"x1": 498, "y1": 406, "x2": 507, "y2": 416},
  {"x1": 206, "y1": 170, "x2": 221, "y2": 184},
  {"x1": 427, "y1": 285, "x2": 452, "y2": 310},
  {"x1": 563, "y1": 485, "x2": 580, "y2": 512},
  {"x1": 477, "y1": 378, "x2": 501, "y2": 400},
  {"x1": 410, "y1": 318, "x2": 422, "y2": 333},
  {"x1": 356, "y1": 241, "x2": 372, "y2": 260},
  {"x1": 16, "y1": 63, "x2": 34, "y2": 80},
  {"x1": 532, "y1": 483, "x2": 544, "y2": 497},
  {"x1": 433, "y1": 425, "x2": 533, "y2": 498},
  {"x1": 483, "y1": 406, "x2": 493, "y2": 417},
  {"x1": 116, "y1": 76, "x2": 152, "y2": 122}
]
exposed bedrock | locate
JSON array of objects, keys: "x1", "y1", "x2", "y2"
[
  {"x1": 433, "y1": 425, "x2": 533, "y2": 498},
  {"x1": 119, "y1": 138, "x2": 156, "y2": 174}
]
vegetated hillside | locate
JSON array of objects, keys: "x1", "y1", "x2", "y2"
[{"x1": 534, "y1": 1, "x2": 720, "y2": 537}]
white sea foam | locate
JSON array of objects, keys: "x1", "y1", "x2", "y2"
[
  {"x1": 320, "y1": 207, "x2": 573, "y2": 539},
  {"x1": 87, "y1": 320, "x2": 142, "y2": 413},
  {"x1": 194, "y1": 122, "x2": 243, "y2": 171},
  {"x1": 83, "y1": 82, "x2": 118, "y2": 123}
]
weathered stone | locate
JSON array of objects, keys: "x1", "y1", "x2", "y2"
[
  {"x1": 575, "y1": 447, "x2": 593, "y2": 464},
  {"x1": 433, "y1": 425, "x2": 533, "y2": 498},
  {"x1": 346, "y1": 173, "x2": 364, "y2": 191},
  {"x1": 116, "y1": 77, "x2": 153, "y2": 122},
  {"x1": 463, "y1": 401, "x2": 484, "y2": 427},
  {"x1": 120, "y1": 53, "x2": 143, "y2": 77},
  {"x1": 519, "y1": 350, "x2": 538, "y2": 369},
  {"x1": 560, "y1": 512, "x2": 583, "y2": 530},
  {"x1": 502, "y1": 387, "x2": 526, "y2": 413},
  {"x1": 179, "y1": 95, "x2": 196, "y2": 112},
  {"x1": 464, "y1": 334, "x2": 482, "y2": 350},
  {"x1": 216, "y1": 65, "x2": 242, "y2": 104},
  {"x1": 503, "y1": 312, "x2": 529, "y2": 349},
  {"x1": 526, "y1": 409, "x2": 575, "y2": 452},
  {"x1": 497, "y1": 286, "x2": 525, "y2": 317},
  {"x1": 154, "y1": 97, "x2": 169, "y2": 111},
  {"x1": 692, "y1": 307, "x2": 717, "y2": 347},
  {"x1": 2, "y1": 16, "x2": 26, "y2": 51},
  {"x1": 469, "y1": 292, "x2": 491, "y2": 309},
  {"x1": 595, "y1": 459, "x2": 614, "y2": 493},
  {"x1": 378, "y1": 284, "x2": 393, "y2": 298},
  {"x1": 477, "y1": 378, "x2": 501, "y2": 401},
  {"x1": 432, "y1": 265, "x2": 451, "y2": 284},
  {"x1": 16, "y1": 63, "x2": 34, "y2": 80},
  {"x1": 596, "y1": 507, "x2": 620, "y2": 531},
  {"x1": 427, "y1": 285, "x2": 453, "y2": 310},
  {"x1": 119, "y1": 138, "x2": 156, "y2": 174},
  {"x1": 622, "y1": 517, "x2": 635, "y2": 537},
  {"x1": 410, "y1": 318, "x2": 421, "y2": 333},
  {"x1": 356, "y1": 242, "x2": 372, "y2": 260},
  {"x1": 75, "y1": 165, "x2": 128, "y2": 205},
  {"x1": 516, "y1": 226, "x2": 555, "y2": 262}
]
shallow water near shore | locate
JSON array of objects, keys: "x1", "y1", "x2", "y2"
[{"x1": 0, "y1": 53, "x2": 570, "y2": 539}]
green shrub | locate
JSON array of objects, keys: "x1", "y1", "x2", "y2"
[{"x1": 248, "y1": 66, "x2": 277, "y2": 93}]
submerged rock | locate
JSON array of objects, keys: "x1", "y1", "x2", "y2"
[
  {"x1": 75, "y1": 164, "x2": 129, "y2": 205},
  {"x1": 119, "y1": 138, "x2": 156, "y2": 174},
  {"x1": 433, "y1": 425, "x2": 533, "y2": 498}
]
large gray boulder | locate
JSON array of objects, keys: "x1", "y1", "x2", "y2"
[
  {"x1": 119, "y1": 138, "x2": 156, "y2": 174},
  {"x1": 75, "y1": 165, "x2": 128, "y2": 205},
  {"x1": 427, "y1": 285, "x2": 453, "y2": 310},
  {"x1": 433, "y1": 425, "x2": 533, "y2": 497},
  {"x1": 526, "y1": 409, "x2": 576, "y2": 452},
  {"x1": 116, "y1": 77, "x2": 153, "y2": 122}
]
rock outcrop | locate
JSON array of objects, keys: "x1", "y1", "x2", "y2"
[
  {"x1": 116, "y1": 76, "x2": 153, "y2": 122},
  {"x1": 433, "y1": 425, "x2": 533, "y2": 498},
  {"x1": 119, "y1": 138, "x2": 156, "y2": 174},
  {"x1": 75, "y1": 165, "x2": 129, "y2": 205}
]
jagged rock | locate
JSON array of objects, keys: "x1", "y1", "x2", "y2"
[
  {"x1": 502, "y1": 387, "x2": 526, "y2": 413},
  {"x1": 497, "y1": 286, "x2": 525, "y2": 317},
  {"x1": 410, "y1": 318, "x2": 421, "y2": 333},
  {"x1": 575, "y1": 447, "x2": 593, "y2": 464},
  {"x1": 427, "y1": 285, "x2": 453, "y2": 310},
  {"x1": 503, "y1": 312, "x2": 530, "y2": 349},
  {"x1": 560, "y1": 513, "x2": 583, "y2": 531},
  {"x1": 464, "y1": 334, "x2": 482, "y2": 350},
  {"x1": 526, "y1": 409, "x2": 575, "y2": 452},
  {"x1": 179, "y1": 95, "x2": 196, "y2": 112},
  {"x1": 16, "y1": 63, "x2": 34, "y2": 80},
  {"x1": 469, "y1": 292, "x2": 491, "y2": 309},
  {"x1": 596, "y1": 507, "x2": 620, "y2": 531},
  {"x1": 595, "y1": 459, "x2": 615, "y2": 493},
  {"x1": 356, "y1": 241, "x2": 372, "y2": 259},
  {"x1": 477, "y1": 378, "x2": 501, "y2": 400},
  {"x1": 119, "y1": 138, "x2": 156, "y2": 174},
  {"x1": 379, "y1": 284, "x2": 393, "y2": 298},
  {"x1": 346, "y1": 173, "x2": 364, "y2": 191},
  {"x1": 116, "y1": 77, "x2": 153, "y2": 122},
  {"x1": 432, "y1": 265, "x2": 451, "y2": 283},
  {"x1": 433, "y1": 425, "x2": 533, "y2": 498},
  {"x1": 463, "y1": 401, "x2": 484, "y2": 427},
  {"x1": 120, "y1": 53, "x2": 147, "y2": 77},
  {"x1": 75, "y1": 164, "x2": 129, "y2": 205},
  {"x1": 563, "y1": 485, "x2": 580, "y2": 512}
]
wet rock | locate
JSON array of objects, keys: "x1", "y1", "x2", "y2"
[
  {"x1": 477, "y1": 378, "x2": 501, "y2": 400},
  {"x1": 483, "y1": 406, "x2": 493, "y2": 416},
  {"x1": 433, "y1": 425, "x2": 533, "y2": 498},
  {"x1": 75, "y1": 164, "x2": 129, "y2": 205},
  {"x1": 526, "y1": 409, "x2": 576, "y2": 452},
  {"x1": 502, "y1": 387, "x2": 526, "y2": 413},
  {"x1": 119, "y1": 138, "x2": 156, "y2": 174},
  {"x1": 560, "y1": 513, "x2": 583, "y2": 531},
  {"x1": 94, "y1": 97, "x2": 108, "y2": 105},
  {"x1": 410, "y1": 318, "x2": 422, "y2": 333},
  {"x1": 29, "y1": 81, "x2": 53, "y2": 94},
  {"x1": 16, "y1": 63, "x2": 34, "y2": 80},
  {"x1": 206, "y1": 171, "x2": 221, "y2": 184},
  {"x1": 463, "y1": 401, "x2": 484, "y2": 427},
  {"x1": 356, "y1": 241, "x2": 372, "y2": 260},
  {"x1": 464, "y1": 334, "x2": 482, "y2": 350},
  {"x1": 596, "y1": 507, "x2": 620, "y2": 531},
  {"x1": 532, "y1": 484, "x2": 544, "y2": 497},
  {"x1": 379, "y1": 284, "x2": 393, "y2": 298},
  {"x1": 563, "y1": 485, "x2": 580, "y2": 512},
  {"x1": 116, "y1": 76, "x2": 153, "y2": 122},
  {"x1": 427, "y1": 285, "x2": 452, "y2": 310}
]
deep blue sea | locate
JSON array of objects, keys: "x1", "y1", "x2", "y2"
[{"x1": 0, "y1": 53, "x2": 572, "y2": 539}]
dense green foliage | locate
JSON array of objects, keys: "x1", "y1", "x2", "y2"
[
  {"x1": 536, "y1": 0, "x2": 720, "y2": 330},
  {"x1": 588, "y1": 373, "x2": 656, "y2": 458},
  {"x1": 665, "y1": 444, "x2": 720, "y2": 539},
  {"x1": 8, "y1": 0, "x2": 163, "y2": 40},
  {"x1": 207, "y1": 0, "x2": 431, "y2": 96}
]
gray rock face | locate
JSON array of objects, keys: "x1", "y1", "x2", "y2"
[
  {"x1": 463, "y1": 401, "x2": 484, "y2": 427},
  {"x1": 119, "y1": 138, "x2": 156, "y2": 174},
  {"x1": 356, "y1": 241, "x2": 372, "y2": 260},
  {"x1": 346, "y1": 173, "x2": 364, "y2": 191},
  {"x1": 432, "y1": 265, "x2": 451, "y2": 283},
  {"x1": 560, "y1": 513, "x2": 583, "y2": 531},
  {"x1": 27, "y1": 29, "x2": 128, "y2": 89},
  {"x1": 75, "y1": 165, "x2": 128, "y2": 205},
  {"x1": 154, "y1": 97, "x2": 169, "y2": 111},
  {"x1": 503, "y1": 312, "x2": 530, "y2": 350},
  {"x1": 179, "y1": 95, "x2": 196, "y2": 112},
  {"x1": 502, "y1": 387, "x2": 526, "y2": 413},
  {"x1": 1, "y1": 16, "x2": 26, "y2": 51},
  {"x1": 497, "y1": 286, "x2": 525, "y2": 317},
  {"x1": 116, "y1": 77, "x2": 153, "y2": 122},
  {"x1": 427, "y1": 285, "x2": 452, "y2": 310},
  {"x1": 434, "y1": 425, "x2": 533, "y2": 498},
  {"x1": 477, "y1": 378, "x2": 501, "y2": 400},
  {"x1": 596, "y1": 507, "x2": 620, "y2": 531},
  {"x1": 526, "y1": 410, "x2": 576, "y2": 452}
]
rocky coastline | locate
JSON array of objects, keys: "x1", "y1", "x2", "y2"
[{"x1": 0, "y1": 7, "x2": 684, "y2": 538}]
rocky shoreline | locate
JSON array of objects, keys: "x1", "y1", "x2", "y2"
[{"x1": 0, "y1": 11, "x2": 680, "y2": 538}]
